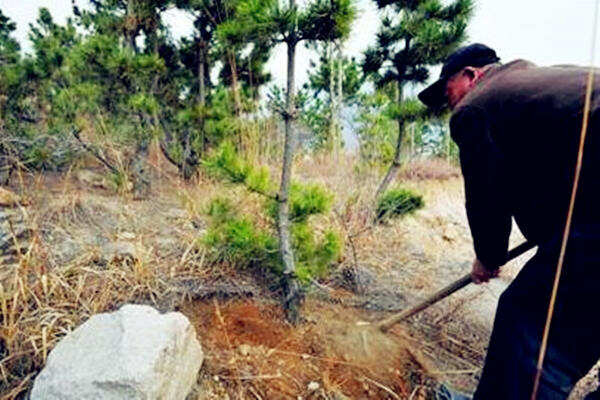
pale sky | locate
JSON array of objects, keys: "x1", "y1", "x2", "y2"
[{"x1": 2, "y1": 0, "x2": 600, "y2": 90}]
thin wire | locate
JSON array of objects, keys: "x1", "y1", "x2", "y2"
[{"x1": 530, "y1": 1, "x2": 600, "y2": 398}]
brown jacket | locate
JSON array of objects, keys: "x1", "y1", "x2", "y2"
[{"x1": 450, "y1": 60, "x2": 600, "y2": 269}]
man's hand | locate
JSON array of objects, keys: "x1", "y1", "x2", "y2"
[{"x1": 471, "y1": 258, "x2": 499, "y2": 284}]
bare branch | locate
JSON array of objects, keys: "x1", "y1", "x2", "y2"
[
  {"x1": 158, "y1": 140, "x2": 182, "y2": 169},
  {"x1": 71, "y1": 129, "x2": 119, "y2": 174}
]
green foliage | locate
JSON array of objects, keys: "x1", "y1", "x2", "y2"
[
  {"x1": 202, "y1": 142, "x2": 340, "y2": 283},
  {"x1": 203, "y1": 196, "x2": 341, "y2": 282},
  {"x1": 300, "y1": 0, "x2": 356, "y2": 42},
  {"x1": 107, "y1": 170, "x2": 131, "y2": 192},
  {"x1": 355, "y1": 87, "x2": 452, "y2": 166},
  {"x1": 128, "y1": 93, "x2": 160, "y2": 115},
  {"x1": 363, "y1": 0, "x2": 473, "y2": 88},
  {"x1": 204, "y1": 198, "x2": 281, "y2": 272},
  {"x1": 0, "y1": 9, "x2": 20, "y2": 66},
  {"x1": 306, "y1": 52, "x2": 362, "y2": 102},
  {"x1": 203, "y1": 141, "x2": 274, "y2": 195},
  {"x1": 387, "y1": 98, "x2": 428, "y2": 122},
  {"x1": 360, "y1": 0, "x2": 472, "y2": 171},
  {"x1": 355, "y1": 90, "x2": 398, "y2": 166},
  {"x1": 293, "y1": 223, "x2": 341, "y2": 283},
  {"x1": 288, "y1": 182, "x2": 334, "y2": 221},
  {"x1": 218, "y1": 0, "x2": 355, "y2": 45},
  {"x1": 266, "y1": 182, "x2": 333, "y2": 222},
  {"x1": 376, "y1": 188, "x2": 424, "y2": 221}
]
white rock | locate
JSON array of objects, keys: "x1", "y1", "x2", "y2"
[
  {"x1": 307, "y1": 381, "x2": 320, "y2": 392},
  {"x1": 31, "y1": 304, "x2": 204, "y2": 400}
]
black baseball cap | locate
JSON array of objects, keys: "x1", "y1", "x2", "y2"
[{"x1": 418, "y1": 43, "x2": 500, "y2": 109}]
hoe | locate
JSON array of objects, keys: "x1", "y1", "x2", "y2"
[{"x1": 377, "y1": 241, "x2": 536, "y2": 332}]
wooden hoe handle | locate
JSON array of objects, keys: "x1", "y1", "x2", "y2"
[{"x1": 378, "y1": 241, "x2": 535, "y2": 332}]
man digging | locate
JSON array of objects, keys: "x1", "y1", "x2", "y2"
[{"x1": 418, "y1": 44, "x2": 600, "y2": 399}]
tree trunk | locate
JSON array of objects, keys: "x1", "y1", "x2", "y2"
[
  {"x1": 125, "y1": 0, "x2": 138, "y2": 53},
  {"x1": 375, "y1": 82, "x2": 404, "y2": 198},
  {"x1": 227, "y1": 51, "x2": 243, "y2": 152},
  {"x1": 279, "y1": 34, "x2": 301, "y2": 323},
  {"x1": 198, "y1": 40, "x2": 207, "y2": 155},
  {"x1": 181, "y1": 130, "x2": 195, "y2": 180},
  {"x1": 227, "y1": 51, "x2": 242, "y2": 117},
  {"x1": 328, "y1": 42, "x2": 336, "y2": 151},
  {"x1": 131, "y1": 139, "x2": 151, "y2": 199},
  {"x1": 335, "y1": 41, "x2": 344, "y2": 154}
]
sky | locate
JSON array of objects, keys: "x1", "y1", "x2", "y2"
[
  {"x1": 3, "y1": 0, "x2": 599, "y2": 151},
  {"x1": 3, "y1": 0, "x2": 600, "y2": 89}
]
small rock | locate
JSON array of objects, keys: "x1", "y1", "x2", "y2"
[
  {"x1": 442, "y1": 224, "x2": 460, "y2": 242},
  {"x1": 307, "y1": 381, "x2": 320, "y2": 392},
  {"x1": 237, "y1": 344, "x2": 251, "y2": 357},
  {"x1": 31, "y1": 304, "x2": 204, "y2": 400},
  {"x1": 118, "y1": 231, "x2": 136, "y2": 240}
]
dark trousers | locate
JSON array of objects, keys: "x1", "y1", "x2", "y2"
[{"x1": 474, "y1": 232, "x2": 600, "y2": 400}]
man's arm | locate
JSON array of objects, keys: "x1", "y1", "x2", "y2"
[{"x1": 450, "y1": 106, "x2": 512, "y2": 273}]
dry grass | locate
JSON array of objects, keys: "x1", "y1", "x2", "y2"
[{"x1": 0, "y1": 151, "x2": 490, "y2": 399}]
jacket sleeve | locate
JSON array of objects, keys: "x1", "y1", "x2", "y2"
[{"x1": 450, "y1": 106, "x2": 512, "y2": 270}]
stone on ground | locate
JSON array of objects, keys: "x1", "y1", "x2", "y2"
[{"x1": 30, "y1": 304, "x2": 204, "y2": 400}]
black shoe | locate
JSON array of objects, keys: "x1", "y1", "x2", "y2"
[{"x1": 435, "y1": 384, "x2": 472, "y2": 400}]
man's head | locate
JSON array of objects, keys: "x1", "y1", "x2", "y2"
[{"x1": 418, "y1": 43, "x2": 500, "y2": 110}]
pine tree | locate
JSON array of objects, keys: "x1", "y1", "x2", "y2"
[
  {"x1": 0, "y1": 9, "x2": 21, "y2": 182},
  {"x1": 304, "y1": 43, "x2": 363, "y2": 150},
  {"x1": 74, "y1": 0, "x2": 171, "y2": 54},
  {"x1": 219, "y1": 0, "x2": 355, "y2": 322},
  {"x1": 363, "y1": 0, "x2": 473, "y2": 197},
  {"x1": 0, "y1": 9, "x2": 19, "y2": 67}
]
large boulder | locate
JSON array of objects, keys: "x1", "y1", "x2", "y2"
[{"x1": 31, "y1": 304, "x2": 204, "y2": 400}]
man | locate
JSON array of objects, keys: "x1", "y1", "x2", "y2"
[{"x1": 418, "y1": 43, "x2": 600, "y2": 399}]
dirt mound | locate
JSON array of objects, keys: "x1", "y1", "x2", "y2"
[{"x1": 181, "y1": 299, "x2": 433, "y2": 399}]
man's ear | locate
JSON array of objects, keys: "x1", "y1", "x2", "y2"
[{"x1": 463, "y1": 66, "x2": 478, "y2": 80}]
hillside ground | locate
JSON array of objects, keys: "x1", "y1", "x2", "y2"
[{"x1": 0, "y1": 150, "x2": 593, "y2": 399}]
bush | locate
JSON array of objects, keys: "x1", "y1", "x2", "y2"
[
  {"x1": 203, "y1": 141, "x2": 273, "y2": 194},
  {"x1": 203, "y1": 194, "x2": 342, "y2": 284},
  {"x1": 266, "y1": 182, "x2": 333, "y2": 223},
  {"x1": 202, "y1": 145, "x2": 341, "y2": 285},
  {"x1": 203, "y1": 198, "x2": 280, "y2": 272},
  {"x1": 293, "y1": 223, "x2": 341, "y2": 283},
  {"x1": 376, "y1": 188, "x2": 424, "y2": 221}
]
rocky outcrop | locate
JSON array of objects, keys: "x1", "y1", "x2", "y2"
[{"x1": 30, "y1": 304, "x2": 204, "y2": 400}]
